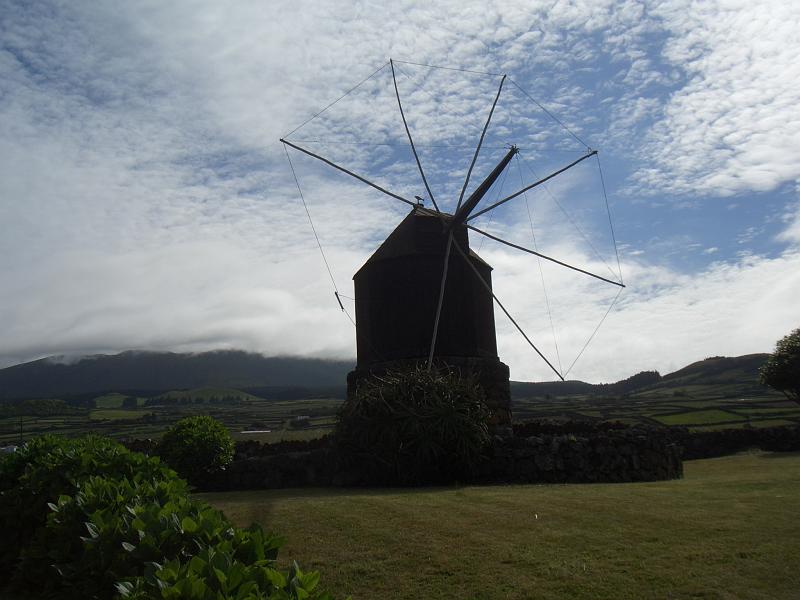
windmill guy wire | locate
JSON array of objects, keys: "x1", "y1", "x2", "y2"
[
  {"x1": 451, "y1": 237, "x2": 564, "y2": 381},
  {"x1": 284, "y1": 143, "x2": 388, "y2": 361},
  {"x1": 517, "y1": 150, "x2": 622, "y2": 283},
  {"x1": 596, "y1": 152, "x2": 624, "y2": 284},
  {"x1": 390, "y1": 59, "x2": 441, "y2": 214},
  {"x1": 392, "y1": 60, "x2": 589, "y2": 149},
  {"x1": 282, "y1": 60, "x2": 389, "y2": 139},
  {"x1": 564, "y1": 286, "x2": 624, "y2": 379},
  {"x1": 517, "y1": 153, "x2": 563, "y2": 375},
  {"x1": 455, "y1": 75, "x2": 506, "y2": 213},
  {"x1": 283, "y1": 144, "x2": 343, "y2": 311},
  {"x1": 468, "y1": 149, "x2": 598, "y2": 221}
]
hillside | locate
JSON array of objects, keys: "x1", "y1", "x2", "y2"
[
  {"x1": 0, "y1": 350, "x2": 771, "y2": 402},
  {"x1": 658, "y1": 353, "x2": 768, "y2": 387},
  {"x1": 0, "y1": 350, "x2": 353, "y2": 400},
  {"x1": 511, "y1": 369, "x2": 663, "y2": 399},
  {"x1": 511, "y1": 354, "x2": 769, "y2": 399}
]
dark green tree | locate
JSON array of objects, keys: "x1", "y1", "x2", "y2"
[
  {"x1": 759, "y1": 328, "x2": 800, "y2": 404},
  {"x1": 121, "y1": 396, "x2": 138, "y2": 409},
  {"x1": 157, "y1": 415, "x2": 235, "y2": 486}
]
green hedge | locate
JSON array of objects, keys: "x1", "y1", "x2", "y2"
[{"x1": 0, "y1": 435, "x2": 334, "y2": 599}]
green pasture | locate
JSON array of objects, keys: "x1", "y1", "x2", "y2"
[
  {"x1": 202, "y1": 451, "x2": 800, "y2": 600},
  {"x1": 154, "y1": 387, "x2": 263, "y2": 402},
  {"x1": 691, "y1": 418, "x2": 797, "y2": 431},
  {"x1": 0, "y1": 393, "x2": 343, "y2": 445},
  {"x1": 513, "y1": 383, "x2": 797, "y2": 431},
  {"x1": 732, "y1": 406, "x2": 800, "y2": 416},
  {"x1": 89, "y1": 408, "x2": 148, "y2": 421},
  {"x1": 93, "y1": 393, "x2": 128, "y2": 408},
  {"x1": 653, "y1": 409, "x2": 746, "y2": 426}
]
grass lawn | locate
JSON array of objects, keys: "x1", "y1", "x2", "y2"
[{"x1": 201, "y1": 452, "x2": 800, "y2": 600}]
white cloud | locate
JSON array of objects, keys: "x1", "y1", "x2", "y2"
[
  {"x1": 777, "y1": 201, "x2": 800, "y2": 246},
  {"x1": 632, "y1": 0, "x2": 800, "y2": 196},
  {"x1": 495, "y1": 249, "x2": 800, "y2": 383}
]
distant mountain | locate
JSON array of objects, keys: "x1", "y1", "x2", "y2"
[
  {"x1": 0, "y1": 350, "x2": 353, "y2": 400},
  {"x1": 0, "y1": 350, "x2": 771, "y2": 402},
  {"x1": 511, "y1": 369, "x2": 663, "y2": 398},
  {"x1": 658, "y1": 354, "x2": 768, "y2": 387},
  {"x1": 511, "y1": 354, "x2": 769, "y2": 398}
]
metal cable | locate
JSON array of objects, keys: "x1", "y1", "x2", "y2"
[
  {"x1": 393, "y1": 63, "x2": 487, "y2": 141},
  {"x1": 516, "y1": 154, "x2": 563, "y2": 375},
  {"x1": 516, "y1": 151, "x2": 620, "y2": 282},
  {"x1": 284, "y1": 144, "x2": 386, "y2": 364},
  {"x1": 456, "y1": 75, "x2": 506, "y2": 212},
  {"x1": 391, "y1": 59, "x2": 440, "y2": 213},
  {"x1": 283, "y1": 61, "x2": 390, "y2": 139},
  {"x1": 289, "y1": 139, "x2": 511, "y2": 150},
  {"x1": 451, "y1": 237, "x2": 563, "y2": 381},
  {"x1": 283, "y1": 144, "x2": 339, "y2": 295},
  {"x1": 596, "y1": 152, "x2": 624, "y2": 284},
  {"x1": 392, "y1": 59, "x2": 501, "y2": 77},
  {"x1": 508, "y1": 79, "x2": 589, "y2": 149},
  {"x1": 563, "y1": 287, "x2": 623, "y2": 379}
]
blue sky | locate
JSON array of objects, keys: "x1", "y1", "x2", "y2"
[{"x1": 1, "y1": 0, "x2": 798, "y2": 382}]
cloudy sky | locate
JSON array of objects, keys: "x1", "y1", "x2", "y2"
[{"x1": 1, "y1": 0, "x2": 799, "y2": 382}]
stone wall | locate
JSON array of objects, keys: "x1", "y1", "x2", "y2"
[
  {"x1": 475, "y1": 427, "x2": 682, "y2": 484},
  {"x1": 125, "y1": 423, "x2": 800, "y2": 492},
  {"x1": 202, "y1": 422, "x2": 682, "y2": 491},
  {"x1": 672, "y1": 424, "x2": 800, "y2": 460}
]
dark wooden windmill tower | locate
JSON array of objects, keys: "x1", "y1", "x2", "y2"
[{"x1": 347, "y1": 146, "x2": 520, "y2": 426}]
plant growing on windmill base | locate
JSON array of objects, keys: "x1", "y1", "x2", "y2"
[
  {"x1": 158, "y1": 415, "x2": 235, "y2": 486},
  {"x1": 760, "y1": 328, "x2": 800, "y2": 404},
  {"x1": 335, "y1": 366, "x2": 490, "y2": 485}
]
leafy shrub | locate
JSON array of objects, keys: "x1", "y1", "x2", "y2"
[
  {"x1": 29, "y1": 474, "x2": 315, "y2": 599},
  {"x1": 0, "y1": 435, "x2": 175, "y2": 584},
  {"x1": 118, "y1": 552, "x2": 325, "y2": 599},
  {"x1": 336, "y1": 366, "x2": 490, "y2": 485},
  {"x1": 0, "y1": 435, "x2": 334, "y2": 600},
  {"x1": 158, "y1": 415, "x2": 235, "y2": 486},
  {"x1": 17, "y1": 472, "x2": 192, "y2": 595}
]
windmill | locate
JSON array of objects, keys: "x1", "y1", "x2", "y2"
[{"x1": 280, "y1": 59, "x2": 625, "y2": 428}]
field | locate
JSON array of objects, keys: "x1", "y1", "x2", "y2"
[
  {"x1": 513, "y1": 383, "x2": 798, "y2": 431},
  {"x1": 2, "y1": 378, "x2": 798, "y2": 446},
  {"x1": 202, "y1": 451, "x2": 800, "y2": 600},
  {"x1": 0, "y1": 390, "x2": 342, "y2": 445}
]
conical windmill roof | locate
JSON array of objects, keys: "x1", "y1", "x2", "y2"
[{"x1": 354, "y1": 206, "x2": 490, "y2": 280}]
